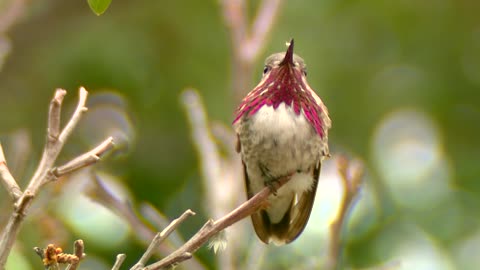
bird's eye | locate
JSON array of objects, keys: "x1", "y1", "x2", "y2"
[
  {"x1": 263, "y1": 66, "x2": 271, "y2": 75},
  {"x1": 303, "y1": 69, "x2": 307, "y2": 77}
]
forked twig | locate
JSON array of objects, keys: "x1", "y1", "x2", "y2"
[
  {"x1": 130, "y1": 210, "x2": 196, "y2": 270},
  {"x1": 0, "y1": 88, "x2": 114, "y2": 269},
  {"x1": 144, "y1": 174, "x2": 292, "y2": 270}
]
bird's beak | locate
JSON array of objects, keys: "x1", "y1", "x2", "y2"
[{"x1": 280, "y1": 39, "x2": 294, "y2": 66}]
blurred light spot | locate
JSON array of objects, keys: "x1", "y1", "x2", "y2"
[
  {"x1": 78, "y1": 91, "x2": 135, "y2": 155},
  {"x1": 454, "y1": 230, "x2": 480, "y2": 270},
  {"x1": 374, "y1": 223, "x2": 455, "y2": 270},
  {"x1": 372, "y1": 109, "x2": 452, "y2": 208},
  {"x1": 56, "y1": 171, "x2": 130, "y2": 249}
]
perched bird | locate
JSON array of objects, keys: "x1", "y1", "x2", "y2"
[{"x1": 233, "y1": 39, "x2": 331, "y2": 245}]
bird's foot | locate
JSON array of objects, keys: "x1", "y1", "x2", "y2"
[
  {"x1": 264, "y1": 179, "x2": 279, "y2": 196},
  {"x1": 264, "y1": 172, "x2": 295, "y2": 196}
]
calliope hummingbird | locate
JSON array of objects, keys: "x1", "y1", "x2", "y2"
[{"x1": 233, "y1": 39, "x2": 331, "y2": 245}]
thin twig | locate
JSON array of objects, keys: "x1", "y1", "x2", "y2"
[
  {"x1": 51, "y1": 137, "x2": 114, "y2": 179},
  {"x1": 181, "y1": 90, "x2": 223, "y2": 216},
  {"x1": 242, "y1": 0, "x2": 283, "y2": 63},
  {"x1": 211, "y1": 122, "x2": 237, "y2": 157},
  {"x1": 222, "y1": 0, "x2": 246, "y2": 54},
  {"x1": 326, "y1": 156, "x2": 364, "y2": 270},
  {"x1": 221, "y1": 0, "x2": 284, "y2": 101},
  {"x1": 87, "y1": 175, "x2": 205, "y2": 270},
  {"x1": 131, "y1": 210, "x2": 195, "y2": 270},
  {"x1": 47, "y1": 89, "x2": 67, "y2": 148},
  {"x1": 144, "y1": 174, "x2": 292, "y2": 270},
  {"x1": 57, "y1": 87, "x2": 88, "y2": 148},
  {"x1": 87, "y1": 175, "x2": 172, "y2": 254},
  {"x1": 0, "y1": 143, "x2": 22, "y2": 201},
  {"x1": 140, "y1": 204, "x2": 186, "y2": 248},
  {"x1": 111, "y1": 254, "x2": 126, "y2": 270}
]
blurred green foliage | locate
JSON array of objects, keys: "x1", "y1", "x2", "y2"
[{"x1": 1, "y1": 0, "x2": 480, "y2": 269}]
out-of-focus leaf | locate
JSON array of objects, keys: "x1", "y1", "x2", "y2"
[{"x1": 87, "y1": 0, "x2": 112, "y2": 16}]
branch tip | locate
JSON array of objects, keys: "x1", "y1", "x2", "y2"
[
  {"x1": 54, "y1": 88, "x2": 67, "y2": 101},
  {"x1": 111, "y1": 254, "x2": 126, "y2": 270},
  {"x1": 51, "y1": 137, "x2": 115, "y2": 179}
]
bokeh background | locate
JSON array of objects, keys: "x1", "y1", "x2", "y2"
[{"x1": 1, "y1": 0, "x2": 480, "y2": 269}]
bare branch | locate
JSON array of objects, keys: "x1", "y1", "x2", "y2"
[
  {"x1": 326, "y1": 155, "x2": 364, "y2": 270},
  {"x1": 140, "y1": 204, "x2": 170, "y2": 231},
  {"x1": 112, "y1": 254, "x2": 127, "y2": 270},
  {"x1": 58, "y1": 87, "x2": 88, "y2": 145},
  {"x1": 51, "y1": 137, "x2": 114, "y2": 179},
  {"x1": 242, "y1": 0, "x2": 283, "y2": 62},
  {"x1": 144, "y1": 174, "x2": 292, "y2": 270},
  {"x1": 87, "y1": 175, "x2": 171, "y2": 253},
  {"x1": 47, "y1": 89, "x2": 67, "y2": 147},
  {"x1": 221, "y1": 0, "x2": 247, "y2": 57},
  {"x1": 140, "y1": 203, "x2": 188, "y2": 247},
  {"x1": 0, "y1": 88, "x2": 114, "y2": 268},
  {"x1": 221, "y1": 0, "x2": 284, "y2": 101},
  {"x1": 131, "y1": 210, "x2": 195, "y2": 270},
  {"x1": 210, "y1": 122, "x2": 237, "y2": 157},
  {"x1": 181, "y1": 90, "x2": 223, "y2": 216},
  {"x1": 87, "y1": 175, "x2": 206, "y2": 270},
  {"x1": 0, "y1": 143, "x2": 22, "y2": 201}
]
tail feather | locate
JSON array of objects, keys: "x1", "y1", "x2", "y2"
[{"x1": 244, "y1": 161, "x2": 321, "y2": 245}]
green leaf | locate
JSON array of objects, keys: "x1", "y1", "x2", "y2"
[{"x1": 87, "y1": 0, "x2": 112, "y2": 16}]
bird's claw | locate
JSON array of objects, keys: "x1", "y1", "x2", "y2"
[{"x1": 264, "y1": 179, "x2": 279, "y2": 196}]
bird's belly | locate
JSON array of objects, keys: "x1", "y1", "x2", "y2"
[{"x1": 236, "y1": 103, "x2": 323, "y2": 192}]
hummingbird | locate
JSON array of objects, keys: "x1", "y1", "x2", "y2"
[{"x1": 233, "y1": 39, "x2": 331, "y2": 245}]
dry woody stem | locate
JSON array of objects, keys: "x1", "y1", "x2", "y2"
[
  {"x1": 130, "y1": 210, "x2": 196, "y2": 270},
  {"x1": 111, "y1": 254, "x2": 127, "y2": 270},
  {"x1": 90, "y1": 174, "x2": 205, "y2": 270},
  {"x1": 181, "y1": 90, "x2": 223, "y2": 216},
  {"x1": 0, "y1": 144, "x2": 22, "y2": 201},
  {"x1": 144, "y1": 174, "x2": 292, "y2": 270},
  {"x1": 51, "y1": 137, "x2": 114, "y2": 178},
  {"x1": 0, "y1": 87, "x2": 114, "y2": 269},
  {"x1": 221, "y1": 0, "x2": 284, "y2": 102}
]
